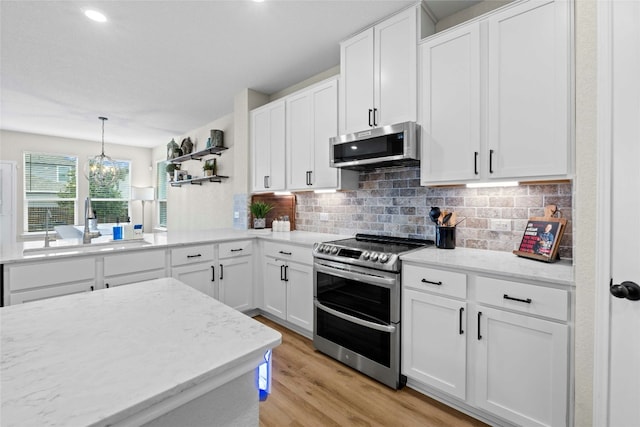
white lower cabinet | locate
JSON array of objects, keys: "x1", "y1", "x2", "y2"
[
  {"x1": 171, "y1": 244, "x2": 217, "y2": 298},
  {"x1": 218, "y1": 240, "x2": 253, "y2": 312},
  {"x1": 402, "y1": 289, "x2": 467, "y2": 400},
  {"x1": 474, "y1": 306, "x2": 568, "y2": 427},
  {"x1": 103, "y1": 249, "x2": 167, "y2": 288},
  {"x1": 4, "y1": 257, "x2": 96, "y2": 305},
  {"x1": 262, "y1": 241, "x2": 313, "y2": 333},
  {"x1": 402, "y1": 263, "x2": 571, "y2": 427}
]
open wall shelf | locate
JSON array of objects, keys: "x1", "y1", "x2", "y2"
[
  {"x1": 170, "y1": 175, "x2": 229, "y2": 187},
  {"x1": 169, "y1": 146, "x2": 228, "y2": 164}
]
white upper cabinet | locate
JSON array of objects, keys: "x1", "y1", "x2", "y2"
[
  {"x1": 340, "y1": 6, "x2": 418, "y2": 134},
  {"x1": 251, "y1": 100, "x2": 286, "y2": 192},
  {"x1": 420, "y1": 0, "x2": 572, "y2": 186},
  {"x1": 486, "y1": 0, "x2": 571, "y2": 180},
  {"x1": 420, "y1": 22, "x2": 481, "y2": 184},
  {"x1": 287, "y1": 78, "x2": 358, "y2": 191}
]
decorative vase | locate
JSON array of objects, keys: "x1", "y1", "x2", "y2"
[
  {"x1": 211, "y1": 129, "x2": 224, "y2": 147},
  {"x1": 253, "y1": 218, "x2": 266, "y2": 229}
]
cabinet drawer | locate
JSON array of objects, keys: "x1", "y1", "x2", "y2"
[
  {"x1": 403, "y1": 264, "x2": 467, "y2": 299},
  {"x1": 219, "y1": 240, "x2": 253, "y2": 259},
  {"x1": 476, "y1": 276, "x2": 569, "y2": 321},
  {"x1": 8, "y1": 257, "x2": 95, "y2": 291},
  {"x1": 263, "y1": 241, "x2": 312, "y2": 265},
  {"x1": 171, "y1": 244, "x2": 215, "y2": 267},
  {"x1": 104, "y1": 249, "x2": 166, "y2": 277}
]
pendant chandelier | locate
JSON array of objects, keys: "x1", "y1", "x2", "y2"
[{"x1": 84, "y1": 116, "x2": 119, "y2": 187}]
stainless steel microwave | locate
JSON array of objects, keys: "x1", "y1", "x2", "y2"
[{"x1": 330, "y1": 121, "x2": 419, "y2": 170}]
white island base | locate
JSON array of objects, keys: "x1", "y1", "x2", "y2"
[{"x1": 1, "y1": 278, "x2": 281, "y2": 427}]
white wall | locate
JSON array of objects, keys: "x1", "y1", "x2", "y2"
[
  {"x1": 0, "y1": 129, "x2": 154, "y2": 240},
  {"x1": 159, "y1": 114, "x2": 235, "y2": 232}
]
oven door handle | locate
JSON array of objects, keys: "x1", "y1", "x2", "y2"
[
  {"x1": 314, "y1": 300, "x2": 397, "y2": 333},
  {"x1": 314, "y1": 263, "x2": 397, "y2": 288}
]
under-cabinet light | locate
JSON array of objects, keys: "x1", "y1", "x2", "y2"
[
  {"x1": 466, "y1": 181, "x2": 519, "y2": 188},
  {"x1": 314, "y1": 189, "x2": 336, "y2": 194},
  {"x1": 273, "y1": 191, "x2": 291, "y2": 196}
]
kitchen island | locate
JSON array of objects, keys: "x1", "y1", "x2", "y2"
[{"x1": 0, "y1": 277, "x2": 281, "y2": 427}]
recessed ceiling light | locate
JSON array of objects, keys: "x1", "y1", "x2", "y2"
[{"x1": 84, "y1": 9, "x2": 107, "y2": 23}]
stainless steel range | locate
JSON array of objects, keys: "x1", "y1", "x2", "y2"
[{"x1": 312, "y1": 233, "x2": 433, "y2": 389}]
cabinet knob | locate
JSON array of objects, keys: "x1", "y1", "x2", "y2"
[{"x1": 610, "y1": 279, "x2": 640, "y2": 301}]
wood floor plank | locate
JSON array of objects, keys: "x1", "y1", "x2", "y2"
[{"x1": 257, "y1": 316, "x2": 488, "y2": 427}]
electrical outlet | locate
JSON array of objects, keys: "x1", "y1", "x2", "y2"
[
  {"x1": 319, "y1": 212, "x2": 329, "y2": 221},
  {"x1": 234, "y1": 211, "x2": 240, "y2": 219},
  {"x1": 491, "y1": 219, "x2": 511, "y2": 231}
]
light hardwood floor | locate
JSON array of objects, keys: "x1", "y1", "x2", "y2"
[{"x1": 256, "y1": 316, "x2": 488, "y2": 427}]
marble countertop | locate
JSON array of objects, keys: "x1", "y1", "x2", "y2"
[
  {"x1": 0, "y1": 278, "x2": 282, "y2": 427},
  {"x1": 0, "y1": 229, "x2": 352, "y2": 264},
  {"x1": 401, "y1": 246, "x2": 574, "y2": 286}
]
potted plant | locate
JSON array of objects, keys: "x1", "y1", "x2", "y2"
[
  {"x1": 249, "y1": 201, "x2": 273, "y2": 229},
  {"x1": 203, "y1": 160, "x2": 214, "y2": 177},
  {"x1": 166, "y1": 163, "x2": 180, "y2": 181}
]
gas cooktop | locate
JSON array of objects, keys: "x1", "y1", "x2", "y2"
[{"x1": 312, "y1": 233, "x2": 434, "y2": 272}]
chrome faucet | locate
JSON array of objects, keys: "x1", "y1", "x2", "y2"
[
  {"x1": 44, "y1": 209, "x2": 52, "y2": 247},
  {"x1": 83, "y1": 197, "x2": 101, "y2": 244}
]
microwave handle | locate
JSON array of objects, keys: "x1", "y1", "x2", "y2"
[{"x1": 314, "y1": 300, "x2": 396, "y2": 333}]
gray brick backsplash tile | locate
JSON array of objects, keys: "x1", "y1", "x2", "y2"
[{"x1": 294, "y1": 167, "x2": 573, "y2": 259}]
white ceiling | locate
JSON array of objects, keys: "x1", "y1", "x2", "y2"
[{"x1": 1, "y1": 0, "x2": 479, "y2": 149}]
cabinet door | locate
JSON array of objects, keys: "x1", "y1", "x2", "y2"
[
  {"x1": 339, "y1": 28, "x2": 374, "y2": 134},
  {"x1": 251, "y1": 100, "x2": 285, "y2": 191},
  {"x1": 286, "y1": 262, "x2": 313, "y2": 332},
  {"x1": 263, "y1": 258, "x2": 286, "y2": 320},
  {"x1": 374, "y1": 6, "x2": 417, "y2": 128},
  {"x1": 487, "y1": 0, "x2": 570, "y2": 180},
  {"x1": 475, "y1": 306, "x2": 568, "y2": 427},
  {"x1": 311, "y1": 79, "x2": 339, "y2": 189},
  {"x1": 171, "y1": 263, "x2": 217, "y2": 299},
  {"x1": 219, "y1": 256, "x2": 253, "y2": 312},
  {"x1": 286, "y1": 89, "x2": 313, "y2": 190},
  {"x1": 420, "y1": 22, "x2": 481, "y2": 184},
  {"x1": 402, "y1": 289, "x2": 467, "y2": 400}
]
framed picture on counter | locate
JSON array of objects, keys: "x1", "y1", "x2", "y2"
[{"x1": 513, "y1": 217, "x2": 567, "y2": 262}]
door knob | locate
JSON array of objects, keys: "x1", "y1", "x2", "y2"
[{"x1": 610, "y1": 279, "x2": 640, "y2": 301}]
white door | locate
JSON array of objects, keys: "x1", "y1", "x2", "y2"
[
  {"x1": 374, "y1": 6, "x2": 417, "y2": 128},
  {"x1": 286, "y1": 90, "x2": 313, "y2": 190},
  {"x1": 263, "y1": 258, "x2": 286, "y2": 320},
  {"x1": 402, "y1": 289, "x2": 467, "y2": 400},
  {"x1": 0, "y1": 161, "x2": 16, "y2": 245},
  {"x1": 171, "y1": 263, "x2": 216, "y2": 298},
  {"x1": 339, "y1": 28, "x2": 374, "y2": 134},
  {"x1": 285, "y1": 262, "x2": 313, "y2": 332},
  {"x1": 419, "y1": 22, "x2": 481, "y2": 184},
  {"x1": 311, "y1": 79, "x2": 339, "y2": 189},
  {"x1": 486, "y1": 0, "x2": 570, "y2": 180},
  {"x1": 219, "y1": 256, "x2": 253, "y2": 312},
  {"x1": 595, "y1": 1, "x2": 640, "y2": 426}
]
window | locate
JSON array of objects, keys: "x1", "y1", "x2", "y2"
[
  {"x1": 89, "y1": 159, "x2": 131, "y2": 224},
  {"x1": 24, "y1": 153, "x2": 77, "y2": 232},
  {"x1": 156, "y1": 160, "x2": 167, "y2": 228}
]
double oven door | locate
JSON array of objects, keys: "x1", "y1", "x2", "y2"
[{"x1": 313, "y1": 259, "x2": 404, "y2": 389}]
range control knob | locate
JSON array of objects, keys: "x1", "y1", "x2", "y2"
[
  {"x1": 330, "y1": 246, "x2": 339, "y2": 255},
  {"x1": 379, "y1": 254, "x2": 389, "y2": 263},
  {"x1": 370, "y1": 253, "x2": 379, "y2": 262},
  {"x1": 362, "y1": 251, "x2": 370, "y2": 260}
]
